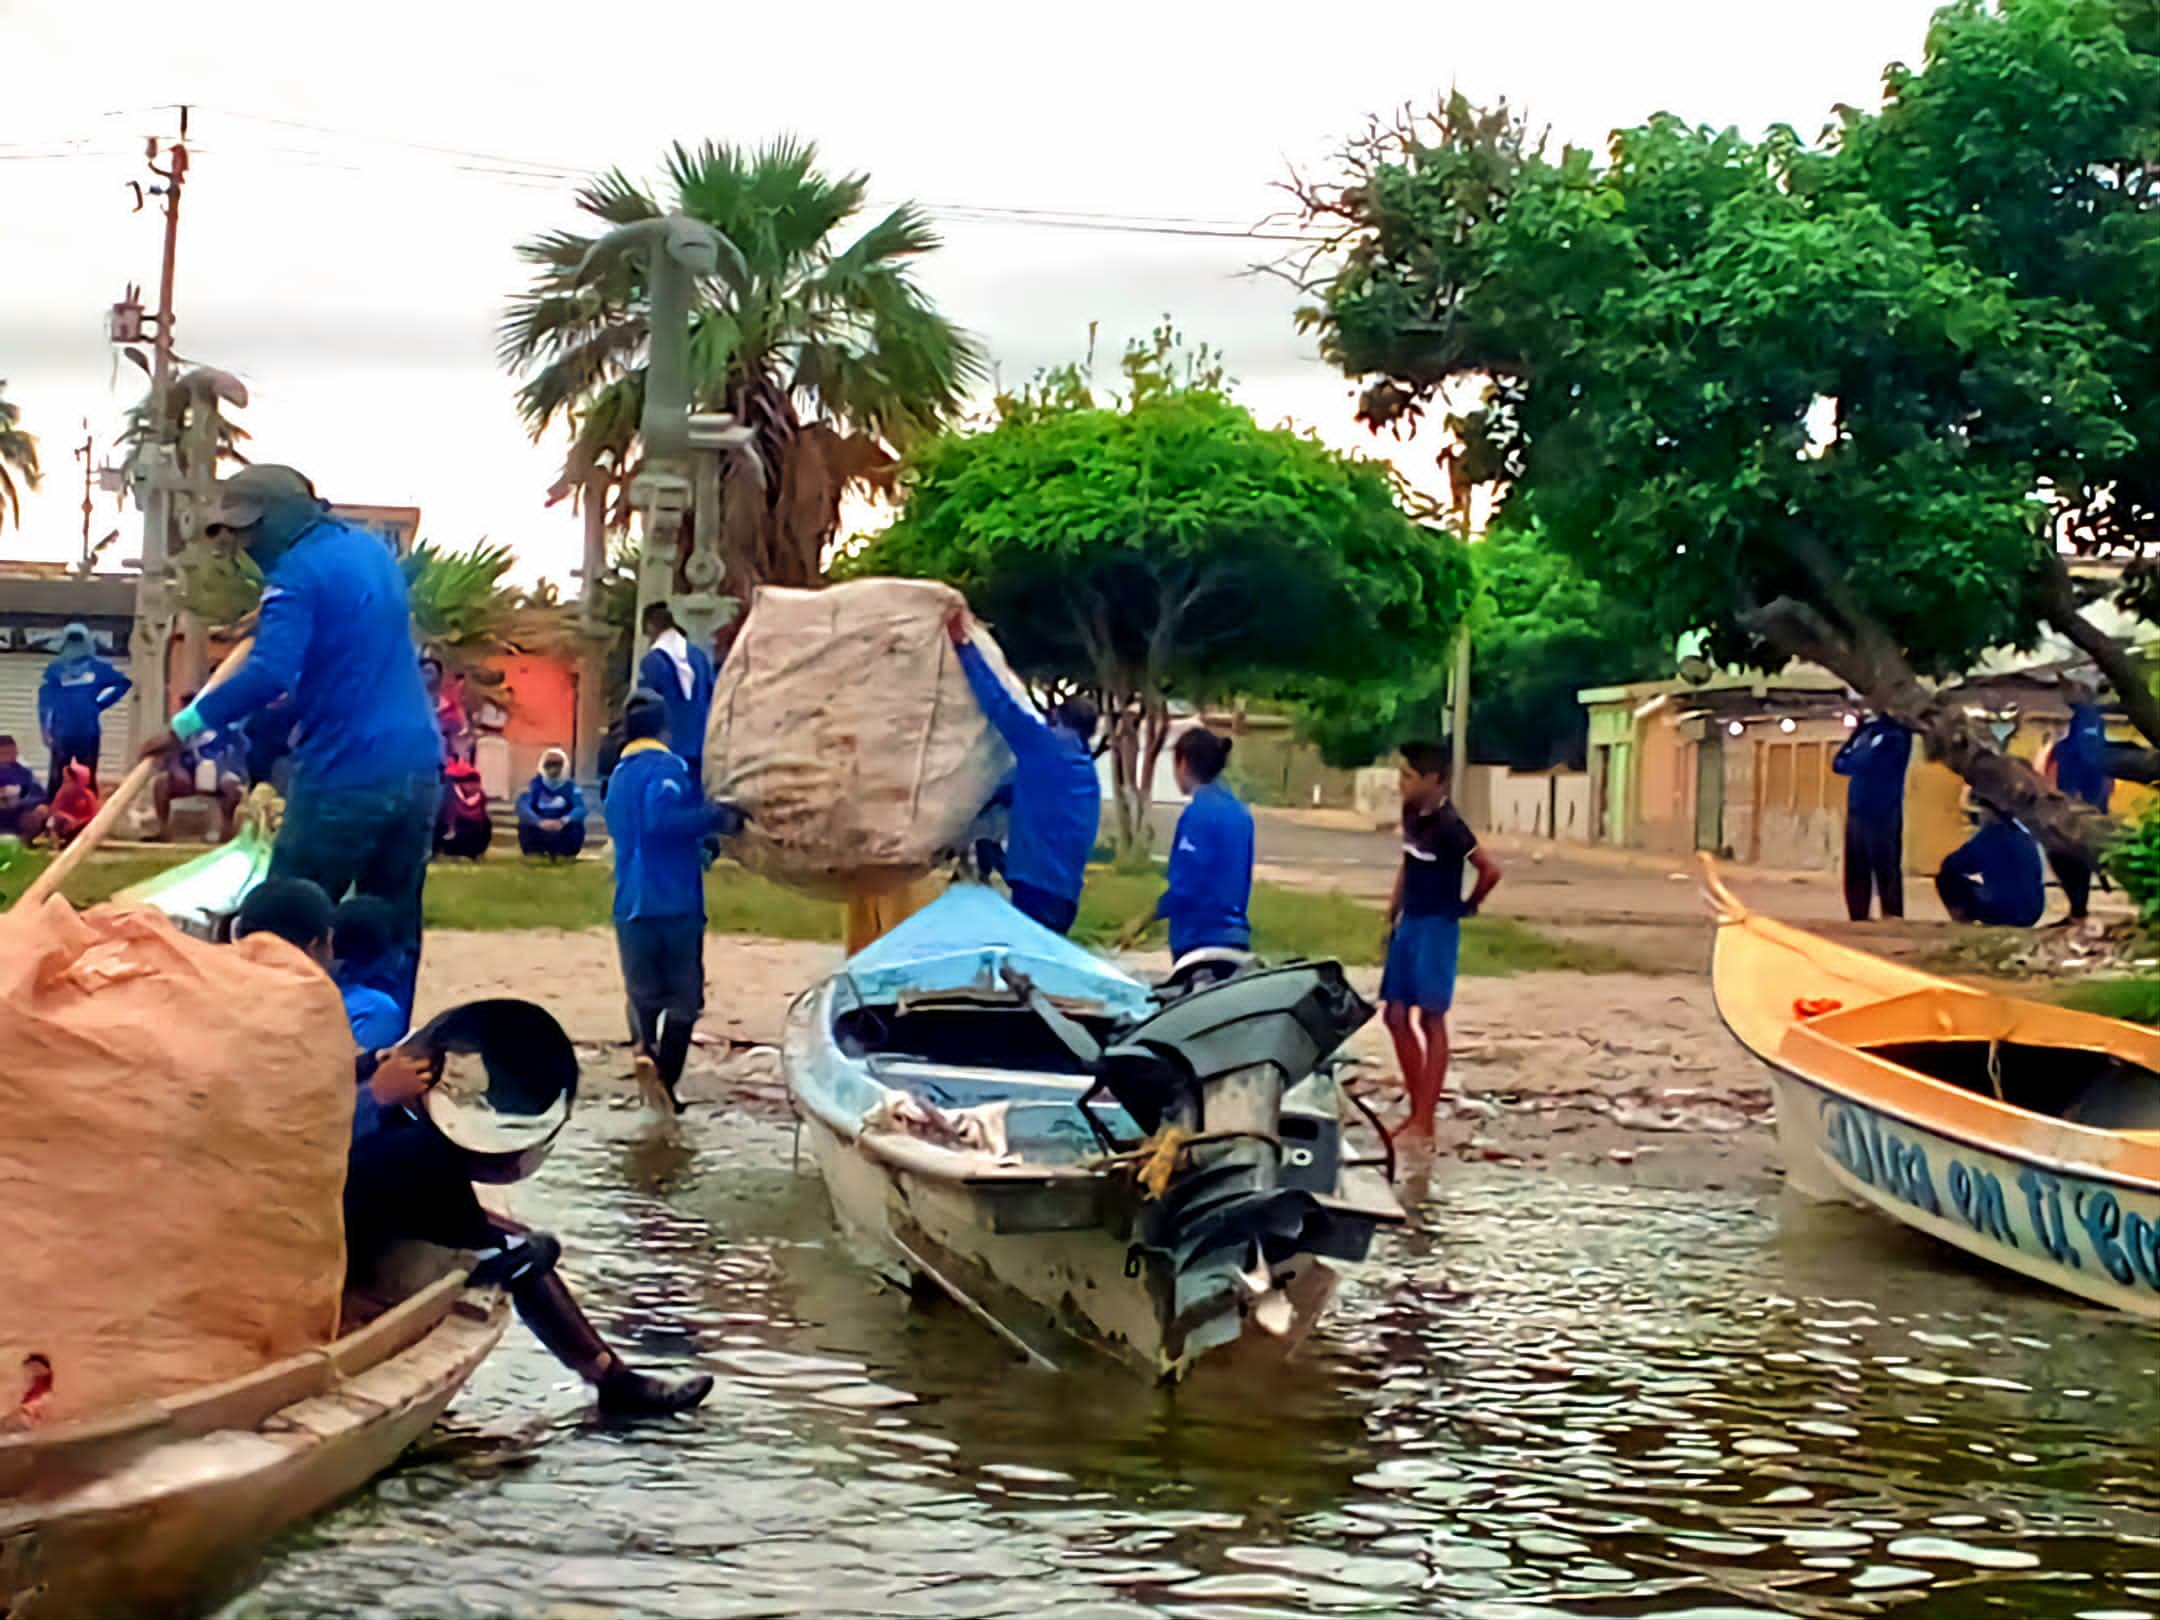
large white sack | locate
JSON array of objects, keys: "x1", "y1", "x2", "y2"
[{"x1": 704, "y1": 579, "x2": 1031, "y2": 898}]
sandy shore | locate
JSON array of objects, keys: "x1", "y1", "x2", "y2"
[{"x1": 419, "y1": 929, "x2": 1778, "y2": 1191}]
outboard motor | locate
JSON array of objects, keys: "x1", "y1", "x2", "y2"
[{"x1": 1094, "y1": 963, "x2": 1372, "y2": 1362}]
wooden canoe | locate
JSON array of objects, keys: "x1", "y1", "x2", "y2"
[
  {"x1": 1706, "y1": 857, "x2": 2160, "y2": 1314},
  {"x1": 0, "y1": 1263, "x2": 508, "y2": 1620}
]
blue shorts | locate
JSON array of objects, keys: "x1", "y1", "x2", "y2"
[{"x1": 1381, "y1": 913, "x2": 1461, "y2": 1013}]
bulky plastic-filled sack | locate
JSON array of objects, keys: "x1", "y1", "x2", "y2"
[
  {"x1": 0, "y1": 900, "x2": 353, "y2": 1426},
  {"x1": 705, "y1": 579, "x2": 1030, "y2": 898}
]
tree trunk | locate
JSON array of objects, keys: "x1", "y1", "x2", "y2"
[{"x1": 1135, "y1": 698, "x2": 1173, "y2": 853}]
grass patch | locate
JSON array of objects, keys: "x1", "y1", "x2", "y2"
[
  {"x1": 2055, "y1": 977, "x2": 2160, "y2": 1025},
  {"x1": 3, "y1": 844, "x2": 1640, "y2": 974}
]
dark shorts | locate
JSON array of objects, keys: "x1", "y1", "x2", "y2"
[
  {"x1": 1381, "y1": 913, "x2": 1462, "y2": 1013},
  {"x1": 1010, "y1": 880, "x2": 1079, "y2": 936},
  {"x1": 615, "y1": 916, "x2": 705, "y2": 1016}
]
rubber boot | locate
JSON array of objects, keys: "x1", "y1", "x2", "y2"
[
  {"x1": 654, "y1": 1012, "x2": 695, "y2": 1112},
  {"x1": 511, "y1": 1268, "x2": 714, "y2": 1421}
]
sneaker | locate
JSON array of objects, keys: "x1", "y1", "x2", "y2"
[{"x1": 596, "y1": 1365, "x2": 714, "y2": 1420}]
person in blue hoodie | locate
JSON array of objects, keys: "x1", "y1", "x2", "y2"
[
  {"x1": 516, "y1": 747, "x2": 588, "y2": 859},
  {"x1": 606, "y1": 689, "x2": 745, "y2": 1114},
  {"x1": 1833, "y1": 712, "x2": 1912, "y2": 923},
  {"x1": 1937, "y1": 804, "x2": 2046, "y2": 927},
  {"x1": 944, "y1": 604, "x2": 1101, "y2": 935},
  {"x1": 1154, "y1": 728, "x2": 1254, "y2": 962},
  {"x1": 638, "y1": 602, "x2": 716, "y2": 788},
  {"x1": 38, "y1": 621, "x2": 131, "y2": 797},
  {"x1": 2049, "y1": 694, "x2": 2113, "y2": 922},
  {"x1": 140, "y1": 466, "x2": 442, "y2": 1018}
]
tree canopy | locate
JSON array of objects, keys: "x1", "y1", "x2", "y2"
[
  {"x1": 1291, "y1": 2, "x2": 2160, "y2": 853},
  {"x1": 849, "y1": 328, "x2": 1472, "y2": 844},
  {"x1": 499, "y1": 139, "x2": 983, "y2": 600},
  {"x1": 0, "y1": 383, "x2": 40, "y2": 534}
]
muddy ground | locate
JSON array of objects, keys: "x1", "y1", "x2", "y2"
[{"x1": 419, "y1": 926, "x2": 1781, "y2": 1194}]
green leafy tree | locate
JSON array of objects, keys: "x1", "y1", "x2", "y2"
[
  {"x1": 0, "y1": 383, "x2": 40, "y2": 533},
  {"x1": 500, "y1": 139, "x2": 985, "y2": 597},
  {"x1": 1290, "y1": 27, "x2": 2160, "y2": 856},
  {"x1": 851, "y1": 327, "x2": 1473, "y2": 846}
]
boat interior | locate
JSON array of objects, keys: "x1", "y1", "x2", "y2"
[{"x1": 1798, "y1": 986, "x2": 2160, "y2": 1132}]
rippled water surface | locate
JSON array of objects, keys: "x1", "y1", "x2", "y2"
[{"x1": 218, "y1": 1110, "x2": 2160, "y2": 1618}]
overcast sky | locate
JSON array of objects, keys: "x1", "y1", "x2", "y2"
[{"x1": 1, "y1": 0, "x2": 1946, "y2": 583}]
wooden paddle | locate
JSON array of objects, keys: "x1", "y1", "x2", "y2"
[{"x1": 18, "y1": 637, "x2": 255, "y2": 911}]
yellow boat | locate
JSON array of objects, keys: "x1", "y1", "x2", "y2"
[{"x1": 1706, "y1": 858, "x2": 2160, "y2": 1315}]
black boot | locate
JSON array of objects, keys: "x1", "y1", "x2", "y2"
[
  {"x1": 654, "y1": 1013, "x2": 695, "y2": 1112},
  {"x1": 596, "y1": 1362, "x2": 716, "y2": 1419}
]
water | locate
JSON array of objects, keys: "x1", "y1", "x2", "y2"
[{"x1": 219, "y1": 1109, "x2": 2160, "y2": 1619}]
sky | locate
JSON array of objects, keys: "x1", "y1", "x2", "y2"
[{"x1": 0, "y1": 0, "x2": 1948, "y2": 585}]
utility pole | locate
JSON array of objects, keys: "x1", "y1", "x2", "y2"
[
  {"x1": 73, "y1": 422, "x2": 94, "y2": 571},
  {"x1": 123, "y1": 106, "x2": 190, "y2": 754}
]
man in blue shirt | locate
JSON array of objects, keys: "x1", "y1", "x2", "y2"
[
  {"x1": 1155, "y1": 727, "x2": 1254, "y2": 961},
  {"x1": 944, "y1": 605, "x2": 1101, "y2": 935},
  {"x1": 1936, "y1": 805, "x2": 2046, "y2": 928},
  {"x1": 38, "y1": 621, "x2": 131, "y2": 797},
  {"x1": 606, "y1": 690, "x2": 744, "y2": 1114},
  {"x1": 638, "y1": 603, "x2": 716, "y2": 788},
  {"x1": 516, "y1": 747, "x2": 589, "y2": 859},
  {"x1": 140, "y1": 466, "x2": 442, "y2": 1017},
  {"x1": 1834, "y1": 713, "x2": 1912, "y2": 922},
  {"x1": 2049, "y1": 695, "x2": 2113, "y2": 923}
]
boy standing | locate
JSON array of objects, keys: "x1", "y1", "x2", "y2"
[
  {"x1": 1382, "y1": 743, "x2": 1502, "y2": 1142},
  {"x1": 605, "y1": 689, "x2": 744, "y2": 1114}
]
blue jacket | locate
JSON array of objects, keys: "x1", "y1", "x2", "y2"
[
  {"x1": 184, "y1": 521, "x2": 440, "y2": 791},
  {"x1": 1158, "y1": 781, "x2": 1254, "y2": 957},
  {"x1": 2057, "y1": 702, "x2": 2113, "y2": 810},
  {"x1": 605, "y1": 740, "x2": 728, "y2": 922},
  {"x1": 342, "y1": 980, "x2": 408, "y2": 1141},
  {"x1": 639, "y1": 642, "x2": 716, "y2": 784},
  {"x1": 39, "y1": 655, "x2": 130, "y2": 744},
  {"x1": 956, "y1": 641, "x2": 1100, "y2": 904},
  {"x1": 516, "y1": 775, "x2": 588, "y2": 829},
  {"x1": 0, "y1": 760, "x2": 45, "y2": 815},
  {"x1": 1943, "y1": 816, "x2": 2045, "y2": 927},
  {"x1": 1834, "y1": 717, "x2": 1911, "y2": 822}
]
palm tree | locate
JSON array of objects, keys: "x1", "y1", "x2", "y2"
[
  {"x1": 499, "y1": 139, "x2": 984, "y2": 595},
  {"x1": 0, "y1": 383, "x2": 42, "y2": 533}
]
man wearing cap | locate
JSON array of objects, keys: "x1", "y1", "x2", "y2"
[
  {"x1": 140, "y1": 466, "x2": 442, "y2": 1014},
  {"x1": 38, "y1": 621, "x2": 131, "y2": 797}
]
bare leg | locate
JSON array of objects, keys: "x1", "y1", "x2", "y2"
[
  {"x1": 1383, "y1": 1002, "x2": 1430, "y2": 1139},
  {"x1": 1416, "y1": 1009, "x2": 1452, "y2": 1127},
  {"x1": 152, "y1": 774, "x2": 175, "y2": 840}
]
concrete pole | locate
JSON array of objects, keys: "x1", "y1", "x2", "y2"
[
  {"x1": 573, "y1": 464, "x2": 610, "y2": 780},
  {"x1": 128, "y1": 116, "x2": 189, "y2": 754}
]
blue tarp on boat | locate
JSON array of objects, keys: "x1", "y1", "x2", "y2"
[{"x1": 842, "y1": 882, "x2": 1153, "y2": 1019}]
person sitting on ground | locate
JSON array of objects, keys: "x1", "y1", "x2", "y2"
[
  {"x1": 638, "y1": 603, "x2": 716, "y2": 788},
  {"x1": 605, "y1": 689, "x2": 746, "y2": 1115},
  {"x1": 1937, "y1": 802, "x2": 2046, "y2": 928},
  {"x1": 47, "y1": 761, "x2": 99, "y2": 848},
  {"x1": 1153, "y1": 728, "x2": 1254, "y2": 968},
  {"x1": 516, "y1": 748, "x2": 588, "y2": 860},
  {"x1": 943, "y1": 603, "x2": 1100, "y2": 935},
  {"x1": 153, "y1": 694, "x2": 246, "y2": 843},
  {"x1": 1382, "y1": 743, "x2": 1503, "y2": 1144},
  {"x1": 435, "y1": 760, "x2": 493, "y2": 860},
  {"x1": 0, "y1": 736, "x2": 50, "y2": 846},
  {"x1": 232, "y1": 877, "x2": 714, "y2": 1420}
]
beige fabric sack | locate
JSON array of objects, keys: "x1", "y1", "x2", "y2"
[
  {"x1": 706, "y1": 579, "x2": 1029, "y2": 898},
  {"x1": 0, "y1": 900, "x2": 353, "y2": 1426}
]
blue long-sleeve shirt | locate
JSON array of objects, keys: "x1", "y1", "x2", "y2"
[
  {"x1": 955, "y1": 640, "x2": 1100, "y2": 904},
  {"x1": 2057, "y1": 702, "x2": 2113, "y2": 810},
  {"x1": 1835, "y1": 717, "x2": 1912, "y2": 823},
  {"x1": 1942, "y1": 816, "x2": 2045, "y2": 927},
  {"x1": 39, "y1": 655, "x2": 131, "y2": 744},
  {"x1": 516, "y1": 775, "x2": 588, "y2": 829},
  {"x1": 639, "y1": 642, "x2": 716, "y2": 784},
  {"x1": 1157, "y1": 780, "x2": 1254, "y2": 958},
  {"x1": 605, "y1": 740, "x2": 730, "y2": 922},
  {"x1": 343, "y1": 980, "x2": 408, "y2": 1141},
  {"x1": 183, "y1": 520, "x2": 440, "y2": 791}
]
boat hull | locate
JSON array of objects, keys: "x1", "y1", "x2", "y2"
[
  {"x1": 802, "y1": 1112, "x2": 1344, "y2": 1378},
  {"x1": 1770, "y1": 1066, "x2": 2160, "y2": 1317},
  {"x1": 1, "y1": 1287, "x2": 508, "y2": 1620}
]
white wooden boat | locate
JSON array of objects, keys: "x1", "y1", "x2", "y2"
[
  {"x1": 1708, "y1": 859, "x2": 2160, "y2": 1314},
  {"x1": 786, "y1": 884, "x2": 1403, "y2": 1379},
  {"x1": 1, "y1": 1256, "x2": 508, "y2": 1619}
]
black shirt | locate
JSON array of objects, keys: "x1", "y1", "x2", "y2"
[{"x1": 1400, "y1": 802, "x2": 1478, "y2": 919}]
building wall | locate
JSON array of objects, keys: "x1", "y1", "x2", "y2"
[{"x1": 1634, "y1": 710, "x2": 1693, "y2": 855}]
